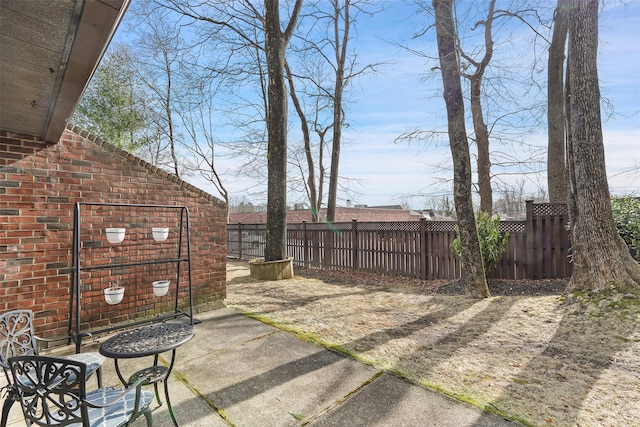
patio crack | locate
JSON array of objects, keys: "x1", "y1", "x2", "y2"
[
  {"x1": 299, "y1": 370, "x2": 384, "y2": 426},
  {"x1": 158, "y1": 356, "x2": 236, "y2": 426},
  {"x1": 148, "y1": 329, "x2": 283, "y2": 426}
]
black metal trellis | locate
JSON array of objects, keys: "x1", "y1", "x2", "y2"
[{"x1": 68, "y1": 202, "x2": 194, "y2": 352}]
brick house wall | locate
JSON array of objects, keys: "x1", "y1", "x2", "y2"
[{"x1": 0, "y1": 125, "x2": 227, "y2": 340}]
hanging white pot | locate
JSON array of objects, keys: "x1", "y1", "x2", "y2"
[
  {"x1": 104, "y1": 286, "x2": 125, "y2": 304},
  {"x1": 105, "y1": 228, "x2": 126, "y2": 244},
  {"x1": 152, "y1": 280, "x2": 170, "y2": 297},
  {"x1": 152, "y1": 227, "x2": 169, "y2": 242}
]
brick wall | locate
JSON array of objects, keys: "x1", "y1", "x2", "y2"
[{"x1": 0, "y1": 125, "x2": 227, "y2": 340}]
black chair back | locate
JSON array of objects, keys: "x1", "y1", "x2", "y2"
[
  {"x1": 9, "y1": 355, "x2": 153, "y2": 427},
  {"x1": 9, "y1": 355, "x2": 87, "y2": 426},
  {"x1": 0, "y1": 310, "x2": 38, "y2": 382}
]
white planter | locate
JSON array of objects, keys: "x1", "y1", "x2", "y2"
[
  {"x1": 152, "y1": 280, "x2": 170, "y2": 297},
  {"x1": 105, "y1": 228, "x2": 126, "y2": 244},
  {"x1": 104, "y1": 287, "x2": 125, "y2": 305},
  {"x1": 152, "y1": 227, "x2": 169, "y2": 242}
]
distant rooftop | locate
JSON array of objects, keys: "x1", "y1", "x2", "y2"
[{"x1": 229, "y1": 205, "x2": 453, "y2": 224}]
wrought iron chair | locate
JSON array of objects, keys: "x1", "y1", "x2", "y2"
[
  {"x1": 1, "y1": 309, "x2": 105, "y2": 426},
  {"x1": 9, "y1": 355, "x2": 153, "y2": 427}
]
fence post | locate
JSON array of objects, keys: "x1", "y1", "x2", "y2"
[
  {"x1": 237, "y1": 222, "x2": 243, "y2": 260},
  {"x1": 238, "y1": 221, "x2": 244, "y2": 259},
  {"x1": 419, "y1": 218, "x2": 427, "y2": 280},
  {"x1": 525, "y1": 200, "x2": 534, "y2": 279},
  {"x1": 323, "y1": 224, "x2": 331, "y2": 269},
  {"x1": 302, "y1": 221, "x2": 308, "y2": 267},
  {"x1": 352, "y1": 219, "x2": 359, "y2": 271}
]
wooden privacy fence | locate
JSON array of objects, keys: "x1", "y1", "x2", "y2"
[{"x1": 227, "y1": 201, "x2": 572, "y2": 280}]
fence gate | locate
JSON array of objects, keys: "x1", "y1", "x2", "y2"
[{"x1": 526, "y1": 201, "x2": 572, "y2": 279}]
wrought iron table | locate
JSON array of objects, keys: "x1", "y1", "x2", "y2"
[{"x1": 99, "y1": 322, "x2": 195, "y2": 426}]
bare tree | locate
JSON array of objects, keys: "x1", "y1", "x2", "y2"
[
  {"x1": 160, "y1": 0, "x2": 303, "y2": 257},
  {"x1": 164, "y1": 2, "x2": 335, "y2": 209},
  {"x1": 547, "y1": 0, "x2": 570, "y2": 202},
  {"x1": 285, "y1": 60, "x2": 331, "y2": 222},
  {"x1": 179, "y1": 73, "x2": 230, "y2": 212},
  {"x1": 283, "y1": 1, "x2": 379, "y2": 222},
  {"x1": 160, "y1": 1, "x2": 270, "y2": 196},
  {"x1": 229, "y1": 195, "x2": 260, "y2": 213},
  {"x1": 324, "y1": 0, "x2": 350, "y2": 222},
  {"x1": 459, "y1": 0, "x2": 496, "y2": 214},
  {"x1": 288, "y1": 1, "x2": 378, "y2": 222},
  {"x1": 401, "y1": 1, "x2": 549, "y2": 213},
  {"x1": 458, "y1": 1, "x2": 549, "y2": 214},
  {"x1": 433, "y1": 0, "x2": 489, "y2": 298},
  {"x1": 565, "y1": 0, "x2": 640, "y2": 293},
  {"x1": 129, "y1": 2, "x2": 185, "y2": 177}
]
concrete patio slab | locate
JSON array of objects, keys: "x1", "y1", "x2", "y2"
[
  {"x1": 307, "y1": 372, "x2": 514, "y2": 427},
  {"x1": 2, "y1": 307, "x2": 520, "y2": 427},
  {"x1": 179, "y1": 327, "x2": 378, "y2": 426}
]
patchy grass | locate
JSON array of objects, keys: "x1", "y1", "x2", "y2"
[{"x1": 225, "y1": 260, "x2": 640, "y2": 427}]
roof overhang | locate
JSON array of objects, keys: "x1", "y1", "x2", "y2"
[{"x1": 0, "y1": 0, "x2": 130, "y2": 143}]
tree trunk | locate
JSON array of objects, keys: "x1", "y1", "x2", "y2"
[
  {"x1": 326, "y1": 0, "x2": 350, "y2": 223},
  {"x1": 315, "y1": 127, "x2": 327, "y2": 222},
  {"x1": 471, "y1": 77, "x2": 492, "y2": 215},
  {"x1": 163, "y1": 52, "x2": 180, "y2": 179},
  {"x1": 565, "y1": 42, "x2": 579, "y2": 243},
  {"x1": 433, "y1": 0, "x2": 489, "y2": 299},
  {"x1": 463, "y1": 0, "x2": 495, "y2": 215},
  {"x1": 566, "y1": 0, "x2": 640, "y2": 293},
  {"x1": 285, "y1": 61, "x2": 320, "y2": 222},
  {"x1": 264, "y1": 0, "x2": 302, "y2": 261},
  {"x1": 547, "y1": 0, "x2": 569, "y2": 202},
  {"x1": 326, "y1": 90, "x2": 341, "y2": 223}
]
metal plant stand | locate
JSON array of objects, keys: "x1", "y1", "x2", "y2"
[{"x1": 68, "y1": 202, "x2": 194, "y2": 352}]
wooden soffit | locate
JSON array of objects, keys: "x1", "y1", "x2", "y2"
[{"x1": 0, "y1": 0, "x2": 130, "y2": 143}]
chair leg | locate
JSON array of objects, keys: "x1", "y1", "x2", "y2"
[
  {"x1": 143, "y1": 408, "x2": 153, "y2": 427},
  {"x1": 96, "y1": 366, "x2": 103, "y2": 388},
  {"x1": 153, "y1": 382, "x2": 162, "y2": 406},
  {"x1": 1, "y1": 387, "x2": 17, "y2": 427}
]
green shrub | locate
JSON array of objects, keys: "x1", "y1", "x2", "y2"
[
  {"x1": 451, "y1": 211, "x2": 509, "y2": 274},
  {"x1": 611, "y1": 195, "x2": 640, "y2": 260}
]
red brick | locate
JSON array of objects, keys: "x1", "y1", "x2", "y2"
[{"x1": 1, "y1": 127, "x2": 226, "y2": 342}]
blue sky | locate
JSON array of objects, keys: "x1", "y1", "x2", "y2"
[
  {"x1": 330, "y1": 0, "x2": 640, "y2": 208},
  {"x1": 112, "y1": 0, "x2": 639, "y2": 209}
]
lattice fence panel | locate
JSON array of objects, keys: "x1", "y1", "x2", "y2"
[
  {"x1": 499, "y1": 221, "x2": 526, "y2": 233},
  {"x1": 355, "y1": 221, "x2": 421, "y2": 232},
  {"x1": 533, "y1": 202, "x2": 568, "y2": 216},
  {"x1": 425, "y1": 221, "x2": 457, "y2": 232}
]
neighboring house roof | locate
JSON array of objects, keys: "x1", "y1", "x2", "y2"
[
  {"x1": 230, "y1": 206, "x2": 433, "y2": 224},
  {"x1": 0, "y1": 0, "x2": 130, "y2": 143}
]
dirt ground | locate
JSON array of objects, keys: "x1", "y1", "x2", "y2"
[{"x1": 224, "y1": 260, "x2": 640, "y2": 427}]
